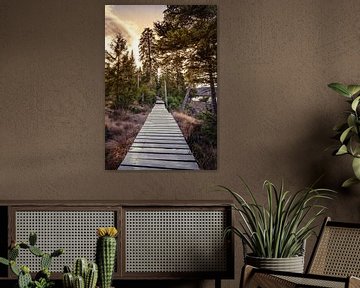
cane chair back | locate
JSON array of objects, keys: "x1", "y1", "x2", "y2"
[
  {"x1": 307, "y1": 217, "x2": 360, "y2": 278},
  {"x1": 241, "y1": 218, "x2": 360, "y2": 288}
]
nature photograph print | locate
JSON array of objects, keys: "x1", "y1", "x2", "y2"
[{"x1": 105, "y1": 5, "x2": 217, "y2": 170}]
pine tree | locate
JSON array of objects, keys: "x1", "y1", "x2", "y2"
[
  {"x1": 105, "y1": 33, "x2": 137, "y2": 109},
  {"x1": 154, "y1": 5, "x2": 217, "y2": 114},
  {"x1": 139, "y1": 28, "x2": 157, "y2": 85}
]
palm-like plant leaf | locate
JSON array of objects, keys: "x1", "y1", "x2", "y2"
[
  {"x1": 221, "y1": 179, "x2": 335, "y2": 258},
  {"x1": 328, "y1": 83, "x2": 351, "y2": 97}
]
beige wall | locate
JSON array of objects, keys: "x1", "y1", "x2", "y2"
[{"x1": 1, "y1": 0, "x2": 360, "y2": 287}]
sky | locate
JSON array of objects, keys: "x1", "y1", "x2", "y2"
[{"x1": 105, "y1": 5, "x2": 166, "y2": 68}]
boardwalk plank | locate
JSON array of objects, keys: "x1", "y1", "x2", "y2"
[
  {"x1": 118, "y1": 101, "x2": 199, "y2": 170},
  {"x1": 136, "y1": 133, "x2": 184, "y2": 136},
  {"x1": 140, "y1": 130, "x2": 183, "y2": 133},
  {"x1": 134, "y1": 139, "x2": 188, "y2": 145},
  {"x1": 136, "y1": 136, "x2": 184, "y2": 140},
  {"x1": 143, "y1": 125, "x2": 180, "y2": 129},
  {"x1": 138, "y1": 130, "x2": 182, "y2": 133},
  {"x1": 118, "y1": 166, "x2": 165, "y2": 170},
  {"x1": 134, "y1": 136, "x2": 187, "y2": 142},
  {"x1": 131, "y1": 143, "x2": 189, "y2": 149},
  {"x1": 124, "y1": 152, "x2": 196, "y2": 161},
  {"x1": 121, "y1": 158, "x2": 199, "y2": 170},
  {"x1": 129, "y1": 147, "x2": 192, "y2": 154}
]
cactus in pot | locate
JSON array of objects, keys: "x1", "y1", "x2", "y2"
[
  {"x1": 96, "y1": 227, "x2": 118, "y2": 288},
  {"x1": 62, "y1": 259, "x2": 98, "y2": 288},
  {"x1": 73, "y1": 275, "x2": 85, "y2": 288},
  {"x1": 85, "y1": 262, "x2": 98, "y2": 288},
  {"x1": 19, "y1": 266, "x2": 32, "y2": 288},
  {"x1": 74, "y1": 258, "x2": 88, "y2": 280},
  {"x1": 0, "y1": 232, "x2": 63, "y2": 288},
  {"x1": 63, "y1": 266, "x2": 74, "y2": 288}
]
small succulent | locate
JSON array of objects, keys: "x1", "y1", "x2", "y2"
[{"x1": 32, "y1": 278, "x2": 54, "y2": 288}]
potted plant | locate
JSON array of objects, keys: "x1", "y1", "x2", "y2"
[
  {"x1": 328, "y1": 82, "x2": 360, "y2": 187},
  {"x1": 221, "y1": 179, "x2": 334, "y2": 273},
  {"x1": 96, "y1": 227, "x2": 118, "y2": 288},
  {"x1": 0, "y1": 232, "x2": 63, "y2": 288},
  {"x1": 62, "y1": 258, "x2": 98, "y2": 288}
]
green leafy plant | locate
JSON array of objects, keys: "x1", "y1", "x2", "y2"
[
  {"x1": 328, "y1": 83, "x2": 360, "y2": 187},
  {"x1": 0, "y1": 232, "x2": 63, "y2": 288},
  {"x1": 221, "y1": 179, "x2": 334, "y2": 258},
  {"x1": 32, "y1": 278, "x2": 54, "y2": 288}
]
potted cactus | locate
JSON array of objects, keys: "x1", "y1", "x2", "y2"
[
  {"x1": 96, "y1": 227, "x2": 118, "y2": 288},
  {"x1": 0, "y1": 232, "x2": 63, "y2": 288},
  {"x1": 62, "y1": 258, "x2": 98, "y2": 288}
]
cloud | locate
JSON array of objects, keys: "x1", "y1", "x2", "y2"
[
  {"x1": 105, "y1": 5, "x2": 166, "y2": 68},
  {"x1": 105, "y1": 6, "x2": 142, "y2": 67}
]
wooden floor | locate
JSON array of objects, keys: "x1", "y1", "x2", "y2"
[{"x1": 118, "y1": 100, "x2": 200, "y2": 170}]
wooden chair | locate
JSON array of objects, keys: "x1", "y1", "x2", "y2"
[{"x1": 241, "y1": 217, "x2": 360, "y2": 288}]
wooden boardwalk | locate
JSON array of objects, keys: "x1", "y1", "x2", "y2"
[{"x1": 118, "y1": 100, "x2": 200, "y2": 170}]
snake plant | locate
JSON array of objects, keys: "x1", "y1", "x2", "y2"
[
  {"x1": 328, "y1": 83, "x2": 360, "y2": 187},
  {"x1": 221, "y1": 178, "x2": 335, "y2": 258}
]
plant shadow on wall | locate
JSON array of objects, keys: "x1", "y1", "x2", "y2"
[{"x1": 262, "y1": 87, "x2": 356, "y2": 191}]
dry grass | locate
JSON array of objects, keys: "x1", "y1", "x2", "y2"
[
  {"x1": 172, "y1": 111, "x2": 202, "y2": 139},
  {"x1": 105, "y1": 106, "x2": 150, "y2": 170},
  {"x1": 172, "y1": 111, "x2": 217, "y2": 170}
]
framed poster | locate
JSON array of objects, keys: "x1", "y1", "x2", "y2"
[{"x1": 105, "y1": 5, "x2": 217, "y2": 170}]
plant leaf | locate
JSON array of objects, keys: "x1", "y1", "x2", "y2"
[
  {"x1": 221, "y1": 179, "x2": 335, "y2": 258},
  {"x1": 342, "y1": 177, "x2": 360, "y2": 188},
  {"x1": 347, "y1": 114, "x2": 356, "y2": 130},
  {"x1": 349, "y1": 135, "x2": 360, "y2": 157},
  {"x1": 10, "y1": 261, "x2": 20, "y2": 276},
  {"x1": 328, "y1": 83, "x2": 351, "y2": 97},
  {"x1": 340, "y1": 126, "x2": 353, "y2": 143},
  {"x1": 336, "y1": 145, "x2": 348, "y2": 155},
  {"x1": 0, "y1": 257, "x2": 9, "y2": 266},
  {"x1": 352, "y1": 157, "x2": 360, "y2": 179},
  {"x1": 352, "y1": 96, "x2": 360, "y2": 111},
  {"x1": 347, "y1": 85, "x2": 360, "y2": 97}
]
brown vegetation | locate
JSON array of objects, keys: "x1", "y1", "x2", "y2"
[
  {"x1": 173, "y1": 111, "x2": 217, "y2": 170},
  {"x1": 172, "y1": 111, "x2": 202, "y2": 138},
  {"x1": 105, "y1": 105, "x2": 151, "y2": 170}
]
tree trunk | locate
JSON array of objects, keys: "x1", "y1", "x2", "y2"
[
  {"x1": 208, "y1": 65, "x2": 217, "y2": 115},
  {"x1": 181, "y1": 87, "x2": 191, "y2": 111},
  {"x1": 147, "y1": 36, "x2": 152, "y2": 84},
  {"x1": 164, "y1": 79, "x2": 168, "y2": 108}
]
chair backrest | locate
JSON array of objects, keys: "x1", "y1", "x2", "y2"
[{"x1": 307, "y1": 217, "x2": 360, "y2": 277}]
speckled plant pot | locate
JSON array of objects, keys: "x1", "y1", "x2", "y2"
[{"x1": 245, "y1": 254, "x2": 305, "y2": 273}]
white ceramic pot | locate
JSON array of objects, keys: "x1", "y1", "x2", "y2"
[{"x1": 245, "y1": 254, "x2": 305, "y2": 273}]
